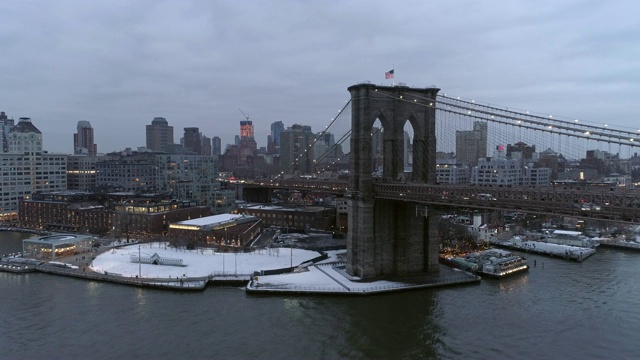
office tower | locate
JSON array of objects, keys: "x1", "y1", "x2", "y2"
[
  {"x1": 270, "y1": 121, "x2": 284, "y2": 147},
  {"x1": 280, "y1": 124, "x2": 315, "y2": 175},
  {"x1": 67, "y1": 155, "x2": 99, "y2": 190},
  {"x1": 95, "y1": 152, "x2": 157, "y2": 192},
  {"x1": 201, "y1": 135, "x2": 212, "y2": 156},
  {"x1": 404, "y1": 130, "x2": 412, "y2": 170},
  {"x1": 183, "y1": 127, "x2": 201, "y2": 154},
  {"x1": 146, "y1": 117, "x2": 174, "y2": 153},
  {"x1": 8, "y1": 117, "x2": 43, "y2": 153},
  {"x1": 2, "y1": 117, "x2": 67, "y2": 221},
  {"x1": 455, "y1": 121, "x2": 488, "y2": 167},
  {"x1": 507, "y1": 142, "x2": 536, "y2": 161},
  {"x1": 371, "y1": 126, "x2": 383, "y2": 175},
  {"x1": 155, "y1": 154, "x2": 225, "y2": 210},
  {"x1": 240, "y1": 120, "x2": 254, "y2": 139},
  {"x1": 1, "y1": 111, "x2": 15, "y2": 152},
  {"x1": 268, "y1": 121, "x2": 284, "y2": 155},
  {"x1": 234, "y1": 119, "x2": 257, "y2": 165},
  {"x1": 314, "y1": 132, "x2": 343, "y2": 160},
  {"x1": 212, "y1": 136, "x2": 221, "y2": 156},
  {"x1": 74, "y1": 120, "x2": 97, "y2": 155}
]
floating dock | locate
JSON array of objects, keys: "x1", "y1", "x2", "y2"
[{"x1": 598, "y1": 240, "x2": 640, "y2": 252}]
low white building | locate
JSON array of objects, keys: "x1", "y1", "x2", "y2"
[
  {"x1": 471, "y1": 157, "x2": 551, "y2": 186},
  {"x1": 436, "y1": 164, "x2": 470, "y2": 184}
]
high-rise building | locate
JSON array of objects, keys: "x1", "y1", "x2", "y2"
[
  {"x1": 201, "y1": 135, "x2": 212, "y2": 156},
  {"x1": 67, "y1": 155, "x2": 100, "y2": 190},
  {"x1": 156, "y1": 154, "x2": 233, "y2": 213},
  {"x1": 146, "y1": 117, "x2": 174, "y2": 153},
  {"x1": 74, "y1": 121, "x2": 97, "y2": 155},
  {"x1": 8, "y1": 117, "x2": 43, "y2": 153},
  {"x1": 240, "y1": 120, "x2": 254, "y2": 139},
  {"x1": 212, "y1": 136, "x2": 221, "y2": 156},
  {"x1": 270, "y1": 121, "x2": 284, "y2": 147},
  {"x1": 280, "y1": 124, "x2": 315, "y2": 175},
  {"x1": 507, "y1": 142, "x2": 536, "y2": 162},
  {"x1": 455, "y1": 121, "x2": 488, "y2": 167},
  {"x1": 96, "y1": 152, "x2": 157, "y2": 192},
  {"x1": 313, "y1": 132, "x2": 343, "y2": 171},
  {"x1": 1, "y1": 117, "x2": 67, "y2": 222},
  {"x1": 404, "y1": 130, "x2": 412, "y2": 170},
  {"x1": 183, "y1": 127, "x2": 201, "y2": 155},
  {"x1": 1, "y1": 111, "x2": 15, "y2": 152},
  {"x1": 371, "y1": 126, "x2": 383, "y2": 175}
]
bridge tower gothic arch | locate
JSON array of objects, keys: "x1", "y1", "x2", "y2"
[{"x1": 346, "y1": 83, "x2": 440, "y2": 279}]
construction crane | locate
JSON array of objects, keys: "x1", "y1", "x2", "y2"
[{"x1": 238, "y1": 108, "x2": 249, "y2": 121}]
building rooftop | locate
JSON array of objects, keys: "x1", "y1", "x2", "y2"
[
  {"x1": 24, "y1": 234, "x2": 92, "y2": 246},
  {"x1": 172, "y1": 213, "x2": 251, "y2": 228},
  {"x1": 10, "y1": 117, "x2": 41, "y2": 134}
]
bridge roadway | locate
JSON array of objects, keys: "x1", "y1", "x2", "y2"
[{"x1": 246, "y1": 179, "x2": 640, "y2": 223}]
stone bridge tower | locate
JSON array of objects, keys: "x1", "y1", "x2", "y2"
[{"x1": 347, "y1": 83, "x2": 440, "y2": 279}]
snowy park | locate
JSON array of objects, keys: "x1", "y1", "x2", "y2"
[{"x1": 90, "y1": 242, "x2": 323, "y2": 278}]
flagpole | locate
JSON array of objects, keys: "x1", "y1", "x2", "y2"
[
  {"x1": 385, "y1": 67, "x2": 395, "y2": 85},
  {"x1": 392, "y1": 63, "x2": 395, "y2": 86}
]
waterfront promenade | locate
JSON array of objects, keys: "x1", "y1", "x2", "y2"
[{"x1": 247, "y1": 263, "x2": 479, "y2": 295}]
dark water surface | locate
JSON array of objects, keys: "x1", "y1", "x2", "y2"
[{"x1": 2, "y1": 232, "x2": 639, "y2": 359}]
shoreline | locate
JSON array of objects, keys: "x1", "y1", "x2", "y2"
[{"x1": 1, "y1": 254, "x2": 480, "y2": 295}]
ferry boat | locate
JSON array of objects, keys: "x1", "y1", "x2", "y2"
[{"x1": 465, "y1": 249, "x2": 529, "y2": 278}]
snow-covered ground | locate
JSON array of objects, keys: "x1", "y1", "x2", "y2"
[
  {"x1": 89, "y1": 243, "x2": 478, "y2": 294},
  {"x1": 91, "y1": 242, "x2": 323, "y2": 278}
]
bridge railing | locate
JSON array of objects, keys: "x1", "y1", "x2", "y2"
[{"x1": 241, "y1": 179, "x2": 349, "y2": 193}]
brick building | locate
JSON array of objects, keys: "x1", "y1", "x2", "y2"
[
  {"x1": 168, "y1": 214, "x2": 261, "y2": 250},
  {"x1": 19, "y1": 191, "x2": 211, "y2": 238}
]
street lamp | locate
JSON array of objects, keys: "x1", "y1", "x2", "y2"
[
  {"x1": 138, "y1": 245, "x2": 141, "y2": 278},
  {"x1": 287, "y1": 226, "x2": 293, "y2": 268}
]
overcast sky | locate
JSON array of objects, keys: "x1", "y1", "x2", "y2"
[{"x1": 2, "y1": 0, "x2": 639, "y2": 154}]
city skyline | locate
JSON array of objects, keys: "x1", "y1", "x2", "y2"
[{"x1": 2, "y1": 1, "x2": 640, "y2": 154}]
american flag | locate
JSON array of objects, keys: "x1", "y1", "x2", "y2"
[{"x1": 385, "y1": 69, "x2": 394, "y2": 79}]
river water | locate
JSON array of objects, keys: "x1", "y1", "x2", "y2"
[{"x1": 1, "y1": 231, "x2": 639, "y2": 359}]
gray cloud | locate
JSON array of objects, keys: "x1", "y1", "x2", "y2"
[{"x1": 1, "y1": 0, "x2": 639, "y2": 154}]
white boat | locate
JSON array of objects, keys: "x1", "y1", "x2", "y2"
[{"x1": 464, "y1": 249, "x2": 529, "y2": 278}]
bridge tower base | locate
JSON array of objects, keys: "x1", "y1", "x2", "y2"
[{"x1": 347, "y1": 199, "x2": 439, "y2": 278}]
